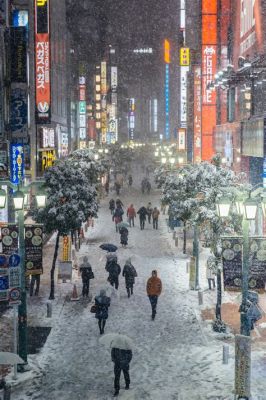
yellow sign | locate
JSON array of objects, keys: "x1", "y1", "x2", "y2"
[
  {"x1": 37, "y1": 0, "x2": 47, "y2": 6},
  {"x1": 62, "y1": 236, "x2": 71, "y2": 262},
  {"x1": 180, "y1": 48, "x2": 190, "y2": 66},
  {"x1": 164, "y1": 39, "x2": 170, "y2": 64},
  {"x1": 41, "y1": 150, "x2": 56, "y2": 171}
]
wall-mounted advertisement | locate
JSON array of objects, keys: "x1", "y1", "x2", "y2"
[
  {"x1": 0, "y1": 142, "x2": 9, "y2": 179},
  {"x1": 25, "y1": 225, "x2": 43, "y2": 276},
  {"x1": 180, "y1": 66, "x2": 189, "y2": 127},
  {"x1": 10, "y1": 144, "x2": 24, "y2": 185},
  {"x1": 10, "y1": 27, "x2": 27, "y2": 83},
  {"x1": 12, "y1": 10, "x2": 29, "y2": 29},
  {"x1": 10, "y1": 85, "x2": 28, "y2": 139},
  {"x1": 35, "y1": 0, "x2": 51, "y2": 124},
  {"x1": 178, "y1": 129, "x2": 186, "y2": 150},
  {"x1": 180, "y1": 48, "x2": 190, "y2": 66},
  {"x1": 40, "y1": 127, "x2": 55, "y2": 149},
  {"x1": 193, "y1": 66, "x2": 202, "y2": 163},
  {"x1": 201, "y1": 0, "x2": 217, "y2": 161}
]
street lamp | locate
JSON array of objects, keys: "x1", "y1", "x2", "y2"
[
  {"x1": 169, "y1": 157, "x2": 175, "y2": 166},
  {"x1": 216, "y1": 196, "x2": 231, "y2": 217},
  {"x1": 161, "y1": 157, "x2": 167, "y2": 164},
  {"x1": 13, "y1": 191, "x2": 24, "y2": 210},
  {"x1": 94, "y1": 154, "x2": 99, "y2": 161}
]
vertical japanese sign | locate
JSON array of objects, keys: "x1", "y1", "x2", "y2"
[
  {"x1": 110, "y1": 66, "x2": 118, "y2": 142},
  {"x1": 10, "y1": 144, "x2": 24, "y2": 185},
  {"x1": 193, "y1": 66, "x2": 202, "y2": 163},
  {"x1": 1, "y1": 225, "x2": 19, "y2": 256},
  {"x1": 201, "y1": 0, "x2": 217, "y2": 161},
  {"x1": 101, "y1": 61, "x2": 107, "y2": 144},
  {"x1": 164, "y1": 40, "x2": 170, "y2": 141},
  {"x1": 25, "y1": 225, "x2": 43, "y2": 275},
  {"x1": 35, "y1": 0, "x2": 51, "y2": 124},
  {"x1": 128, "y1": 99, "x2": 135, "y2": 141},
  {"x1": 0, "y1": 255, "x2": 9, "y2": 302},
  {"x1": 62, "y1": 235, "x2": 71, "y2": 262},
  {"x1": 79, "y1": 75, "x2": 87, "y2": 147},
  {"x1": 178, "y1": 129, "x2": 186, "y2": 150}
]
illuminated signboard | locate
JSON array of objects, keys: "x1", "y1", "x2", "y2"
[
  {"x1": 10, "y1": 144, "x2": 24, "y2": 185},
  {"x1": 193, "y1": 66, "x2": 202, "y2": 163},
  {"x1": 101, "y1": 62, "x2": 107, "y2": 143},
  {"x1": 164, "y1": 39, "x2": 170, "y2": 64},
  {"x1": 180, "y1": 48, "x2": 190, "y2": 66},
  {"x1": 180, "y1": 66, "x2": 189, "y2": 126},
  {"x1": 128, "y1": 99, "x2": 135, "y2": 141},
  {"x1": 165, "y1": 64, "x2": 170, "y2": 140},
  {"x1": 12, "y1": 10, "x2": 29, "y2": 29},
  {"x1": 201, "y1": 0, "x2": 217, "y2": 161},
  {"x1": 34, "y1": 0, "x2": 51, "y2": 124}
]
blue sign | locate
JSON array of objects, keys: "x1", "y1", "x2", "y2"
[
  {"x1": 0, "y1": 275, "x2": 8, "y2": 290},
  {"x1": 12, "y1": 10, "x2": 29, "y2": 29},
  {"x1": 10, "y1": 144, "x2": 24, "y2": 185},
  {"x1": 9, "y1": 254, "x2": 20, "y2": 268},
  {"x1": 10, "y1": 86, "x2": 28, "y2": 137},
  {"x1": 0, "y1": 255, "x2": 8, "y2": 267},
  {"x1": 263, "y1": 157, "x2": 266, "y2": 189}
]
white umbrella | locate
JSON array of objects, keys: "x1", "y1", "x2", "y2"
[
  {"x1": 99, "y1": 333, "x2": 134, "y2": 350},
  {"x1": 0, "y1": 352, "x2": 24, "y2": 365}
]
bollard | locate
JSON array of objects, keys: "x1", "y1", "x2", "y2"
[
  {"x1": 198, "y1": 290, "x2": 203, "y2": 305},
  {"x1": 223, "y1": 344, "x2": 229, "y2": 364},
  {"x1": 186, "y1": 260, "x2": 190, "y2": 273},
  {"x1": 47, "y1": 302, "x2": 52, "y2": 318},
  {"x1": 175, "y1": 237, "x2": 178, "y2": 247}
]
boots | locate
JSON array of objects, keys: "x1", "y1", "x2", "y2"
[{"x1": 114, "y1": 390, "x2": 119, "y2": 397}]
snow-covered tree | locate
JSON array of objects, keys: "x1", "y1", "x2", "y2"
[
  {"x1": 69, "y1": 148, "x2": 108, "y2": 185},
  {"x1": 33, "y1": 160, "x2": 98, "y2": 299}
]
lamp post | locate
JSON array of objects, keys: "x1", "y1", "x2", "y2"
[{"x1": 0, "y1": 181, "x2": 46, "y2": 369}]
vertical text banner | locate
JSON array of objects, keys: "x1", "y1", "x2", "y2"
[
  {"x1": 193, "y1": 66, "x2": 202, "y2": 163},
  {"x1": 35, "y1": 0, "x2": 51, "y2": 124},
  {"x1": 201, "y1": 0, "x2": 217, "y2": 161},
  {"x1": 10, "y1": 144, "x2": 24, "y2": 185}
]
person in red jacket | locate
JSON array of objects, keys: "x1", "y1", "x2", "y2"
[
  {"x1": 146, "y1": 270, "x2": 162, "y2": 320},
  {"x1": 127, "y1": 204, "x2": 136, "y2": 227}
]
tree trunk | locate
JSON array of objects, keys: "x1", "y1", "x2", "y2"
[
  {"x1": 215, "y1": 268, "x2": 222, "y2": 321},
  {"x1": 183, "y1": 221, "x2": 187, "y2": 254},
  {"x1": 49, "y1": 232, "x2": 60, "y2": 300}
]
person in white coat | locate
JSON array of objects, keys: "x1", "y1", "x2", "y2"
[{"x1": 206, "y1": 264, "x2": 216, "y2": 290}]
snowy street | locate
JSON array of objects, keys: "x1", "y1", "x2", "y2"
[{"x1": 9, "y1": 174, "x2": 250, "y2": 400}]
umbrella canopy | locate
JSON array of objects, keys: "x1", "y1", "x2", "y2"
[
  {"x1": 100, "y1": 243, "x2": 118, "y2": 252},
  {"x1": 117, "y1": 222, "x2": 130, "y2": 229},
  {"x1": 99, "y1": 333, "x2": 134, "y2": 350},
  {"x1": 0, "y1": 352, "x2": 24, "y2": 365}
]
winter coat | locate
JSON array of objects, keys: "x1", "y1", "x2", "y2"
[
  {"x1": 146, "y1": 275, "x2": 162, "y2": 296},
  {"x1": 206, "y1": 266, "x2": 216, "y2": 280},
  {"x1": 80, "y1": 263, "x2": 94, "y2": 283},
  {"x1": 128, "y1": 176, "x2": 133, "y2": 185},
  {"x1": 109, "y1": 199, "x2": 115, "y2": 210},
  {"x1": 127, "y1": 206, "x2": 136, "y2": 218},
  {"x1": 122, "y1": 263, "x2": 137, "y2": 287},
  {"x1": 147, "y1": 204, "x2": 153, "y2": 215},
  {"x1": 119, "y1": 227, "x2": 128, "y2": 245},
  {"x1": 113, "y1": 207, "x2": 124, "y2": 224},
  {"x1": 111, "y1": 348, "x2": 132, "y2": 369},
  {"x1": 152, "y1": 208, "x2": 160, "y2": 220},
  {"x1": 95, "y1": 295, "x2": 111, "y2": 320},
  {"x1": 116, "y1": 199, "x2": 124, "y2": 208},
  {"x1": 137, "y1": 207, "x2": 148, "y2": 220},
  {"x1": 106, "y1": 260, "x2": 121, "y2": 280}
]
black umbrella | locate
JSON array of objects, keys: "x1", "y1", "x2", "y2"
[{"x1": 100, "y1": 243, "x2": 118, "y2": 252}]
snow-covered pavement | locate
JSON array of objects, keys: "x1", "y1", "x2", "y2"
[{"x1": 10, "y1": 177, "x2": 265, "y2": 400}]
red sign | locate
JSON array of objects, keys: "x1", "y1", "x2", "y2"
[
  {"x1": 201, "y1": 0, "x2": 217, "y2": 161},
  {"x1": 193, "y1": 66, "x2": 202, "y2": 163}
]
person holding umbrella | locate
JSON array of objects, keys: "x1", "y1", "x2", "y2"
[
  {"x1": 113, "y1": 206, "x2": 124, "y2": 232},
  {"x1": 79, "y1": 256, "x2": 94, "y2": 297},
  {"x1": 94, "y1": 289, "x2": 111, "y2": 335},
  {"x1": 122, "y1": 258, "x2": 137, "y2": 298},
  {"x1": 112, "y1": 345, "x2": 132, "y2": 396},
  {"x1": 146, "y1": 270, "x2": 162, "y2": 320}
]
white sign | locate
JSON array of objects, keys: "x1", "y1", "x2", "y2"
[
  {"x1": 180, "y1": 66, "x2": 189, "y2": 126},
  {"x1": 79, "y1": 114, "x2": 86, "y2": 128},
  {"x1": 111, "y1": 67, "x2": 117, "y2": 91},
  {"x1": 79, "y1": 128, "x2": 86, "y2": 139}
]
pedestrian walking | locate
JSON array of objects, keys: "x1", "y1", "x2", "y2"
[
  {"x1": 109, "y1": 198, "x2": 115, "y2": 215},
  {"x1": 141, "y1": 178, "x2": 147, "y2": 194},
  {"x1": 146, "y1": 180, "x2": 151, "y2": 194},
  {"x1": 146, "y1": 202, "x2": 153, "y2": 224},
  {"x1": 112, "y1": 347, "x2": 132, "y2": 396},
  {"x1": 146, "y1": 270, "x2": 162, "y2": 320},
  {"x1": 127, "y1": 204, "x2": 136, "y2": 227},
  {"x1": 122, "y1": 258, "x2": 137, "y2": 298},
  {"x1": 29, "y1": 270, "x2": 42, "y2": 296},
  {"x1": 128, "y1": 175, "x2": 133, "y2": 187},
  {"x1": 105, "y1": 180, "x2": 110, "y2": 195},
  {"x1": 114, "y1": 181, "x2": 121, "y2": 195},
  {"x1": 94, "y1": 289, "x2": 111, "y2": 334},
  {"x1": 119, "y1": 226, "x2": 129, "y2": 247},
  {"x1": 137, "y1": 206, "x2": 148, "y2": 230},
  {"x1": 152, "y1": 207, "x2": 160, "y2": 229},
  {"x1": 206, "y1": 264, "x2": 216, "y2": 290},
  {"x1": 113, "y1": 207, "x2": 124, "y2": 232},
  {"x1": 106, "y1": 258, "x2": 121, "y2": 290},
  {"x1": 79, "y1": 256, "x2": 94, "y2": 297},
  {"x1": 116, "y1": 198, "x2": 124, "y2": 208}
]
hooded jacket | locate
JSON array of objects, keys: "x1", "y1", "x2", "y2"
[{"x1": 146, "y1": 271, "x2": 162, "y2": 296}]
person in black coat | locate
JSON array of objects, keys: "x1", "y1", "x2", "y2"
[
  {"x1": 105, "y1": 259, "x2": 121, "y2": 290},
  {"x1": 109, "y1": 199, "x2": 115, "y2": 215},
  {"x1": 79, "y1": 256, "x2": 94, "y2": 297},
  {"x1": 122, "y1": 258, "x2": 137, "y2": 297},
  {"x1": 95, "y1": 289, "x2": 111, "y2": 334},
  {"x1": 111, "y1": 347, "x2": 132, "y2": 396},
  {"x1": 119, "y1": 227, "x2": 128, "y2": 247},
  {"x1": 137, "y1": 206, "x2": 148, "y2": 230}
]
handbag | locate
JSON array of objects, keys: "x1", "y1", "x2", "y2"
[{"x1": 90, "y1": 304, "x2": 97, "y2": 313}]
